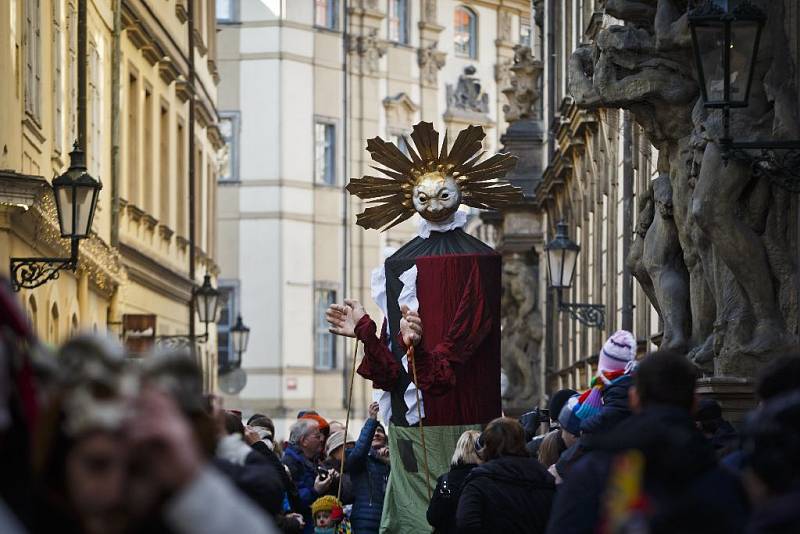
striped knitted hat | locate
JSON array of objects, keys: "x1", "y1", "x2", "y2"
[{"x1": 598, "y1": 330, "x2": 637, "y2": 373}]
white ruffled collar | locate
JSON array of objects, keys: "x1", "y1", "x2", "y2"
[{"x1": 417, "y1": 210, "x2": 468, "y2": 239}]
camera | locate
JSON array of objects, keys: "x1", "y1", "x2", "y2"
[
  {"x1": 316, "y1": 466, "x2": 329, "y2": 481},
  {"x1": 519, "y1": 408, "x2": 551, "y2": 438}
]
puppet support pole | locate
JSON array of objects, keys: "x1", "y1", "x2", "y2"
[
  {"x1": 338, "y1": 338, "x2": 359, "y2": 501},
  {"x1": 408, "y1": 344, "x2": 432, "y2": 499}
]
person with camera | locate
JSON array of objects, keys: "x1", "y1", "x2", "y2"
[
  {"x1": 282, "y1": 419, "x2": 338, "y2": 534},
  {"x1": 426, "y1": 430, "x2": 482, "y2": 534}
]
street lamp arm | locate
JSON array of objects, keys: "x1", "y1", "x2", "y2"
[
  {"x1": 557, "y1": 290, "x2": 606, "y2": 329},
  {"x1": 10, "y1": 239, "x2": 79, "y2": 291}
]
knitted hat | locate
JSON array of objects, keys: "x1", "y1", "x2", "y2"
[
  {"x1": 325, "y1": 430, "x2": 354, "y2": 457},
  {"x1": 549, "y1": 388, "x2": 579, "y2": 421},
  {"x1": 599, "y1": 330, "x2": 637, "y2": 373},
  {"x1": 558, "y1": 395, "x2": 583, "y2": 435},
  {"x1": 300, "y1": 413, "x2": 330, "y2": 436},
  {"x1": 311, "y1": 495, "x2": 344, "y2": 519}
]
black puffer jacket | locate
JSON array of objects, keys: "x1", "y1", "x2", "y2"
[
  {"x1": 426, "y1": 462, "x2": 478, "y2": 534},
  {"x1": 456, "y1": 456, "x2": 555, "y2": 534}
]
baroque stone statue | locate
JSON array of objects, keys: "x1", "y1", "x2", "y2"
[
  {"x1": 569, "y1": 0, "x2": 800, "y2": 377},
  {"x1": 502, "y1": 46, "x2": 543, "y2": 122},
  {"x1": 446, "y1": 66, "x2": 490, "y2": 115}
]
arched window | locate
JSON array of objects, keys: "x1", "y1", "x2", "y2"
[
  {"x1": 28, "y1": 295, "x2": 38, "y2": 334},
  {"x1": 49, "y1": 302, "x2": 60, "y2": 344},
  {"x1": 454, "y1": 6, "x2": 477, "y2": 59}
]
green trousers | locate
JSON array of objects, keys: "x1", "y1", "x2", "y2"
[{"x1": 379, "y1": 423, "x2": 481, "y2": 534}]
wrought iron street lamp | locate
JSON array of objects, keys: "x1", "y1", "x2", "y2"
[
  {"x1": 688, "y1": 0, "x2": 800, "y2": 187},
  {"x1": 10, "y1": 144, "x2": 102, "y2": 291},
  {"x1": 545, "y1": 222, "x2": 605, "y2": 328},
  {"x1": 229, "y1": 314, "x2": 250, "y2": 369},
  {"x1": 155, "y1": 274, "x2": 221, "y2": 350}
]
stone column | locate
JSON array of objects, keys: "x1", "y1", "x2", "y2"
[{"x1": 496, "y1": 46, "x2": 547, "y2": 414}]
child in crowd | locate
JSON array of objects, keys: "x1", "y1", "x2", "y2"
[{"x1": 311, "y1": 495, "x2": 351, "y2": 534}]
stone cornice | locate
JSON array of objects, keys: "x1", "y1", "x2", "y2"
[
  {"x1": 119, "y1": 240, "x2": 193, "y2": 302},
  {"x1": 0, "y1": 170, "x2": 48, "y2": 208},
  {"x1": 534, "y1": 98, "x2": 598, "y2": 209}
]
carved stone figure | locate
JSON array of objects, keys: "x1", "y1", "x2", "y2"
[
  {"x1": 568, "y1": 0, "x2": 800, "y2": 377},
  {"x1": 501, "y1": 252, "x2": 543, "y2": 409},
  {"x1": 348, "y1": 28, "x2": 387, "y2": 75},
  {"x1": 502, "y1": 46, "x2": 543, "y2": 122},
  {"x1": 417, "y1": 43, "x2": 446, "y2": 85},
  {"x1": 446, "y1": 66, "x2": 490, "y2": 115}
]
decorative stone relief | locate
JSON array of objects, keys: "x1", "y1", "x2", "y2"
[
  {"x1": 495, "y1": 57, "x2": 513, "y2": 92},
  {"x1": 446, "y1": 66, "x2": 490, "y2": 116},
  {"x1": 422, "y1": 0, "x2": 437, "y2": 23},
  {"x1": 347, "y1": 28, "x2": 387, "y2": 75},
  {"x1": 417, "y1": 42, "x2": 446, "y2": 85},
  {"x1": 498, "y1": 10, "x2": 513, "y2": 42},
  {"x1": 383, "y1": 93, "x2": 419, "y2": 128},
  {"x1": 502, "y1": 46, "x2": 543, "y2": 122}
]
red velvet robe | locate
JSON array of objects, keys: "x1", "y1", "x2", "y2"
[{"x1": 355, "y1": 236, "x2": 502, "y2": 427}]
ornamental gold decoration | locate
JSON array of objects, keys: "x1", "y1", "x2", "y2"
[{"x1": 346, "y1": 121, "x2": 523, "y2": 231}]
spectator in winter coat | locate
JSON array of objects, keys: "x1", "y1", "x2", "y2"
[
  {"x1": 546, "y1": 350, "x2": 749, "y2": 534},
  {"x1": 326, "y1": 402, "x2": 388, "y2": 533},
  {"x1": 455, "y1": 418, "x2": 555, "y2": 534},
  {"x1": 426, "y1": 430, "x2": 481, "y2": 534},
  {"x1": 283, "y1": 419, "x2": 338, "y2": 534}
]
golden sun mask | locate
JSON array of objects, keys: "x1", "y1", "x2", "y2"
[{"x1": 346, "y1": 121, "x2": 523, "y2": 231}]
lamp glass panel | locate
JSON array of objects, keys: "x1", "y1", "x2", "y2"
[
  {"x1": 73, "y1": 184, "x2": 95, "y2": 237},
  {"x1": 55, "y1": 185, "x2": 74, "y2": 237},
  {"x1": 696, "y1": 24, "x2": 726, "y2": 102},
  {"x1": 547, "y1": 247, "x2": 565, "y2": 288},
  {"x1": 561, "y1": 248, "x2": 579, "y2": 288},
  {"x1": 197, "y1": 293, "x2": 218, "y2": 324},
  {"x1": 729, "y1": 21, "x2": 759, "y2": 105},
  {"x1": 231, "y1": 327, "x2": 249, "y2": 353}
]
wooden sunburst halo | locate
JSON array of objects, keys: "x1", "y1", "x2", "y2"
[{"x1": 346, "y1": 121, "x2": 523, "y2": 231}]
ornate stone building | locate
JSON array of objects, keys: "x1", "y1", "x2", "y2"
[
  {"x1": 0, "y1": 0, "x2": 223, "y2": 390},
  {"x1": 533, "y1": 0, "x2": 800, "y2": 416},
  {"x1": 215, "y1": 0, "x2": 531, "y2": 433}
]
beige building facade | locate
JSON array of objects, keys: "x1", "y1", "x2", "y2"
[
  {"x1": 0, "y1": 0, "x2": 223, "y2": 390},
  {"x1": 216, "y1": 0, "x2": 531, "y2": 433}
]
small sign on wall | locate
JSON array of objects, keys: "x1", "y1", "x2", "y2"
[
  {"x1": 122, "y1": 314, "x2": 156, "y2": 355},
  {"x1": 286, "y1": 377, "x2": 298, "y2": 391}
]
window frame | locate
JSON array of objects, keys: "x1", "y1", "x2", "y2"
[
  {"x1": 216, "y1": 0, "x2": 238, "y2": 23},
  {"x1": 314, "y1": 0, "x2": 339, "y2": 31},
  {"x1": 454, "y1": 5, "x2": 477, "y2": 59},
  {"x1": 388, "y1": 0, "x2": 409, "y2": 45},
  {"x1": 216, "y1": 280, "x2": 240, "y2": 372},
  {"x1": 314, "y1": 119, "x2": 337, "y2": 186},
  {"x1": 314, "y1": 287, "x2": 338, "y2": 370},
  {"x1": 24, "y1": 0, "x2": 43, "y2": 124},
  {"x1": 218, "y1": 111, "x2": 241, "y2": 182}
]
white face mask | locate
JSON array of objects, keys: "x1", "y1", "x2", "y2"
[{"x1": 412, "y1": 173, "x2": 462, "y2": 223}]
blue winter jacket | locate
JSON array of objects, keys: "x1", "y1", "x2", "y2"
[
  {"x1": 345, "y1": 419, "x2": 389, "y2": 534},
  {"x1": 281, "y1": 444, "x2": 318, "y2": 534}
]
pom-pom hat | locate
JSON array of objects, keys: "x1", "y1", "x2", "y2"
[
  {"x1": 312, "y1": 495, "x2": 344, "y2": 520},
  {"x1": 599, "y1": 330, "x2": 637, "y2": 373}
]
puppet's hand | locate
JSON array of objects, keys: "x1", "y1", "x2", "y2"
[
  {"x1": 326, "y1": 299, "x2": 366, "y2": 338},
  {"x1": 400, "y1": 305, "x2": 423, "y2": 348}
]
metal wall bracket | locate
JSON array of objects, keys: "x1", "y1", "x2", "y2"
[
  {"x1": 10, "y1": 239, "x2": 79, "y2": 291},
  {"x1": 556, "y1": 290, "x2": 605, "y2": 329}
]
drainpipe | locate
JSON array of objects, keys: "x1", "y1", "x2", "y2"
[
  {"x1": 110, "y1": 0, "x2": 121, "y2": 247},
  {"x1": 546, "y1": 0, "x2": 556, "y2": 159},
  {"x1": 188, "y1": 0, "x2": 197, "y2": 342},
  {"x1": 621, "y1": 111, "x2": 634, "y2": 331},
  {"x1": 78, "y1": 0, "x2": 86, "y2": 147},
  {"x1": 341, "y1": 0, "x2": 350, "y2": 409}
]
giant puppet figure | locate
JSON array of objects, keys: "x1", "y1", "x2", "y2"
[{"x1": 326, "y1": 121, "x2": 522, "y2": 531}]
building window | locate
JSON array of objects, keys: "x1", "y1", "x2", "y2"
[
  {"x1": 88, "y1": 40, "x2": 102, "y2": 178},
  {"x1": 217, "y1": 283, "x2": 238, "y2": 371},
  {"x1": 315, "y1": 121, "x2": 336, "y2": 185},
  {"x1": 388, "y1": 0, "x2": 409, "y2": 44},
  {"x1": 24, "y1": 0, "x2": 42, "y2": 123},
  {"x1": 454, "y1": 6, "x2": 477, "y2": 59},
  {"x1": 216, "y1": 0, "x2": 236, "y2": 22},
  {"x1": 520, "y1": 22, "x2": 531, "y2": 47},
  {"x1": 315, "y1": 289, "x2": 336, "y2": 369},
  {"x1": 219, "y1": 111, "x2": 240, "y2": 181},
  {"x1": 315, "y1": 0, "x2": 338, "y2": 30}
]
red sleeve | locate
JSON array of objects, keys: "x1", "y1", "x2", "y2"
[
  {"x1": 355, "y1": 315, "x2": 402, "y2": 391},
  {"x1": 410, "y1": 260, "x2": 493, "y2": 396}
]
